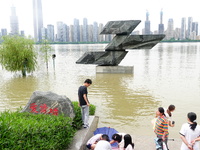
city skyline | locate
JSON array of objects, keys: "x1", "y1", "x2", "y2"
[{"x1": 0, "y1": 0, "x2": 200, "y2": 36}]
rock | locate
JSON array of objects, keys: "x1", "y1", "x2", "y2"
[{"x1": 21, "y1": 91, "x2": 75, "y2": 118}]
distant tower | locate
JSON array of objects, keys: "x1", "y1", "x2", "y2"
[
  {"x1": 73, "y1": 18, "x2": 80, "y2": 42},
  {"x1": 166, "y1": 18, "x2": 174, "y2": 40},
  {"x1": 192, "y1": 22, "x2": 198, "y2": 36},
  {"x1": 158, "y1": 9, "x2": 164, "y2": 34},
  {"x1": 10, "y1": 6, "x2": 19, "y2": 35},
  {"x1": 33, "y1": 0, "x2": 43, "y2": 42},
  {"x1": 47, "y1": 24, "x2": 54, "y2": 42},
  {"x1": 181, "y1": 17, "x2": 186, "y2": 40},
  {"x1": 144, "y1": 10, "x2": 151, "y2": 34},
  {"x1": 83, "y1": 18, "x2": 88, "y2": 42},
  {"x1": 1, "y1": 29, "x2": 8, "y2": 36},
  {"x1": 187, "y1": 17, "x2": 193, "y2": 39},
  {"x1": 93, "y1": 22, "x2": 98, "y2": 42},
  {"x1": 98, "y1": 23, "x2": 104, "y2": 42},
  {"x1": 57, "y1": 22, "x2": 64, "y2": 42}
]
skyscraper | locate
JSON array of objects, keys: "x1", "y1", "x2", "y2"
[
  {"x1": 33, "y1": 0, "x2": 43, "y2": 42},
  {"x1": 166, "y1": 18, "x2": 174, "y2": 40},
  {"x1": 187, "y1": 17, "x2": 193, "y2": 39},
  {"x1": 10, "y1": 6, "x2": 19, "y2": 35},
  {"x1": 83, "y1": 18, "x2": 88, "y2": 42},
  {"x1": 73, "y1": 18, "x2": 80, "y2": 42},
  {"x1": 57, "y1": 22, "x2": 64, "y2": 42},
  {"x1": 47, "y1": 24, "x2": 54, "y2": 42},
  {"x1": 98, "y1": 23, "x2": 104, "y2": 42},
  {"x1": 144, "y1": 11, "x2": 151, "y2": 34},
  {"x1": 158, "y1": 9, "x2": 164, "y2": 34},
  {"x1": 192, "y1": 22, "x2": 198, "y2": 36},
  {"x1": 181, "y1": 17, "x2": 186, "y2": 40},
  {"x1": 93, "y1": 22, "x2": 98, "y2": 42},
  {"x1": 1, "y1": 29, "x2": 8, "y2": 36}
]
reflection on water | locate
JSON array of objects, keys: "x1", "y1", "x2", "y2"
[{"x1": 1, "y1": 43, "x2": 200, "y2": 138}]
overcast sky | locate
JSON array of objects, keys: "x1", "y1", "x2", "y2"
[{"x1": 0, "y1": 0, "x2": 199, "y2": 36}]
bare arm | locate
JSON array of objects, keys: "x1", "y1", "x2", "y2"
[
  {"x1": 83, "y1": 94, "x2": 90, "y2": 106},
  {"x1": 191, "y1": 136, "x2": 200, "y2": 145},
  {"x1": 110, "y1": 140, "x2": 115, "y2": 144},
  {"x1": 168, "y1": 121, "x2": 175, "y2": 127},
  {"x1": 180, "y1": 135, "x2": 193, "y2": 150}
]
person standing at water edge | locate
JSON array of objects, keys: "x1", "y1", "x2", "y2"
[
  {"x1": 180, "y1": 112, "x2": 200, "y2": 150},
  {"x1": 154, "y1": 107, "x2": 169, "y2": 150},
  {"x1": 78, "y1": 79, "x2": 92, "y2": 128}
]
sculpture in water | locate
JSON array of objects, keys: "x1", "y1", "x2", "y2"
[{"x1": 76, "y1": 20, "x2": 165, "y2": 66}]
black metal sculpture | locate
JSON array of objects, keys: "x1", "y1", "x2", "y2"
[{"x1": 76, "y1": 20, "x2": 165, "y2": 66}]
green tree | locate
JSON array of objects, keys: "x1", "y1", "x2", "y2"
[
  {"x1": 40, "y1": 39, "x2": 52, "y2": 70},
  {"x1": 0, "y1": 35, "x2": 37, "y2": 76}
]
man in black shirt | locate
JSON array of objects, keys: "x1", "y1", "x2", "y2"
[{"x1": 78, "y1": 79, "x2": 92, "y2": 128}]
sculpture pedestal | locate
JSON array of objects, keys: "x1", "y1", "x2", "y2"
[{"x1": 96, "y1": 66, "x2": 134, "y2": 74}]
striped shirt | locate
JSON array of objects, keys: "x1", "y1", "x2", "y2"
[{"x1": 155, "y1": 115, "x2": 169, "y2": 138}]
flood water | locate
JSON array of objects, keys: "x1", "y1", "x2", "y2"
[{"x1": 1, "y1": 43, "x2": 200, "y2": 139}]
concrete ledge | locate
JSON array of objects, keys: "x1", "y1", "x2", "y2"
[
  {"x1": 67, "y1": 116, "x2": 99, "y2": 150},
  {"x1": 96, "y1": 66, "x2": 134, "y2": 74}
]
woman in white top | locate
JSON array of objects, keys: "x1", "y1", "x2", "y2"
[
  {"x1": 124, "y1": 134, "x2": 134, "y2": 150},
  {"x1": 180, "y1": 112, "x2": 200, "y2": 150}
]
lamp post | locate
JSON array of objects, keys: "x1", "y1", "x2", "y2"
[{"x1": 52, "y1": 54, "x2": 56, "y2": 70}]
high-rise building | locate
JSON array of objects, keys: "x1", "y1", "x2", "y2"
[
  {"x1": 93, "y1": 22, "x2": 98, "y2": 42},
  {"x1": 144, "y1": 11, "x2": 151, "y2": 34},
  {"x1": 56, "y1": 22, "x2": 69, "y2": 42},
  {"x1": 80, "y1": 25, "x2": 83, "y2": 42},
  {"x1": 1, "y1": 29, "x2": 8, "y2": 36},
  {"x1": 62, "y1": 24, "x2": 69, "y2": 42},
  {"x1": 190, "y1": 22, "x2": 198, "y2": 40},
  {"x1": 10, "y1": 6, "x2": 19, "y2": 35},
  {"x1": 98, "y1": 23, "x2": 104, "y2": 42},
  {"x1": 83, "y1": 18, "x2": 88, "y2": 42},
  {"x1": 174, "y1": 28, "x2": 181, "y2": 40},
  {"x1": 73, "y1": 18, "x2": 80, "y2": 42},
  {"x1": 166, "y1": 18, "x2": 174, "y2": 40},
  {"x1": 192, "y1": 22, "x2": 198, "y2": 36},
  {"x1": 187, "y1": 17, "x2": 193, "y2": 39},
  {"x1": 88, "y1": 25, "x2": 93, "y2": 42},
  {"x1": 57, "y1": 22, "x2": 64, "y2": 42},
  {"x1": 33, "y1": 0, "x2": 43, "y2": 42},
  {"x1": 158, "y1": 9, "x2": 164, "y2": 34},
  {"x1": 181, "y1": 18, "x2": 186, "y2": 40},
  {"x1": 41, "y1": 27, "x2": 47, "y2": 40},
  {"x1": 20, "y1": 30, "x2": 25, "y2": 36},
  {"x1": 69, "y1": 25, "x2": 74, "y2": 42},
  {"x1": 47, "y1": 24, "x2": 54, "y2": 42}
]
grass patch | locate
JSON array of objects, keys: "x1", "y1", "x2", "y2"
[{"x1": 0, "y1": 101, "x2": 96, "y2": 150}]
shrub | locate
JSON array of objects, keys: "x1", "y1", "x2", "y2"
[
  {"x1": 0, "y1": 111, "x2": 75, "y2": 150},
  {"x1": 0, "y1": 102, "x2": 96, "y2": 149}
]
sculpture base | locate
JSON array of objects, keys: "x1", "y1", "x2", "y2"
[{"x1": 96, "y1": 66, "x2": 134, "y2": 74}]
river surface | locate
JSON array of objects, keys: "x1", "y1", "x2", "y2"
[{"x1": 0, "y1": 43, "x2": 200, "y2": 139}]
